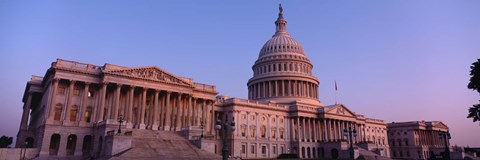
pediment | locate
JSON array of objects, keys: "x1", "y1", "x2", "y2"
[
  {"x1": 432, "y1": 121, "x2": 449, "y2": 129},
  {"x1": 327, "y1": 104, "x2": 356, "y2": 117},
  {"x1": 105, "y1": 66, "x2": 193, "y2": 87}
]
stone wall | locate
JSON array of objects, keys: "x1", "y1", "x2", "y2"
[{"x1": 0, "y1": 148, "x2": 39, "y2": 160}]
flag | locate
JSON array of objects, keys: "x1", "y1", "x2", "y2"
[{"x1": 335, "y1": 80, "x2": 338, "y2": 91}]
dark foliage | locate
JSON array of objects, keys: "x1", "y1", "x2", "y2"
[{"x1": 0, "y1": 136, "x2": 13, "y2": 148}]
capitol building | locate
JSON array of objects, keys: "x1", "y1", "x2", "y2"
[{"x1": 13, "y1": 5, "x2": 455, "y2": 160}]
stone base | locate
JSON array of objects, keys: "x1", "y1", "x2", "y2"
[
  {"x1": 139, "y1": 124, "x2": 146, "y2": 129},
  {"x1": 151, "y1": 124, "x2": 158, "y2": 130},
  {"x1": 126, "y1": 122, "x2": 133, "y2": 129}
]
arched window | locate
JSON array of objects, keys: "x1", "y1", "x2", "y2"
[
  {"x1": 301, "y1": 147, "x2": 305, "y2": 158},
  {"x1": 66, "y1": 134, "x2": 77, "y2": 155},
  {"x1": 82, "y1": 135, "x2": 93, "y2": 156},
  {"x1": 25, "y1": 137, "x2": 34, "y2": 148},
  {"x1": 260, "y1": 126, "x2": 266, "y2": 138},
  {"x1": 49, "y1": 134, "x2": 61, "y2": 155},
  {"x1": 307, "y1": 147, "x2": 311, "y2": 158}
]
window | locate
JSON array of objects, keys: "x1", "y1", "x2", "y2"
[
  {"x1": 400, "y1": 151, "x2": 403, "y2": 157},
  {"x1": 84, "y1": 107, "x2": 92, "y2": 123},
  {"x1": 391, "y1": 139, "x2": 395, "y2": 146},
  {"x1": 281, "y1": 146, "x2": 284, "y2": 154},
  {"x1": 54, "y1": 107, "x2": 62, "y2": 121},
  {"x1": 251, "y1": 145, "x2": 255, "y2": 154},
  {"x1": 58, "y1": 87, "x2": 66, "y2": 95},
  {"x1": 250, "y1": 127, "x2": 255, "y2": 137},
  {"x1": 241, "y1": 145, "x2": 246, "y2": 154},
  {"x1": 271, "y1": 128, "x2": 276, "y2": 138},
  {"x1": 407, "y1": 151, "x2": 410, "y2": 157},
  {"x1": 280, "y1": 129, "x2": 284, "y2": 139},
  {"x1": 262, "y1": 146, "x2": 266, "y2": 154},
  {"x1": 393, "y1": 151, "x2": 397, "y2": 157},
  {"x1": 405, "y1": 139, "x2": 409, "y2": 146},
  {"x1": 69, "y1": 108, "x2": 78, "y2": 122},
  {"x1": 273, "y1": 146, "x2": 277, "y2": 154},
  {"x1": 260, "y1": 126, "x2": 266, "y2": 138},
  {"x1": 73, "y1": 89, "x2": 80, "y2": 95},
  {"x1": 87, "y1": 91, "x2": 94, "y2": 97},
  {"x1": 241, "y1": 126, "x2": 246, "y2": 137}
]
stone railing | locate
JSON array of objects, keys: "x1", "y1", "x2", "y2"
[
  {"x1": 366, "y1": 118, "x2": 385, "y2": 123},
  {"x1": 194, "y1": 83, "x2": 216, "y2": 92},
  {"x1": 225, "y1": 98, "x2": 289, "y2": 110},
  {"x1": 31, "y1": 75, "x2": 43, "y2": 81},
  {"x1": 54, "y1": 59, "x2": 102, "y2": 74}
]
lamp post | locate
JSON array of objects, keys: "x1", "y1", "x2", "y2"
[
  {"x1": 117, "y1": 115, "x2": 124, "y2": 134},
  {"x1": 215, "y1": 117, "x2": 236, "y2": 160},
  {"x1": 343, "y1": 127, "x2": 357, "y2": 160},
  {"x1": 200, "y1": 120, "x2": 204, "y2": 139},
  {"x1": 438, "y1": 131, "x2": 451, "y2": 160}
]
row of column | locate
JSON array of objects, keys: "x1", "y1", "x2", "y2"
[
  {"x1": 293, "y1": 117, "x2": 368, "y2": 144},
  {"x1": 416, "y1": 130, "x2": 447, "y2": 146},
  {"x1": 254, "y1": 62, "x2": 311, "y2": 76},
  {"x1": 46, "y1": 78, "x2": 215, "y2": 132},
  {"x1": 249, "y1": 80, "x2": 318, "y2": 99}
]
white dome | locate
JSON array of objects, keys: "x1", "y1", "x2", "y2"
[{"x1": 258, "y1": 34, "x2": 305, "y2": 58}]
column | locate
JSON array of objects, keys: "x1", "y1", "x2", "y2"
[
  {"x1": 64, "y1": 80, "x2": 76, "y2": 122},
  {"x1": 126, "y1": 86, "x2": 134, "y2": 128},
  {"x1": 20, "y1": 92, "x2": 32, "y2": 130},
  {"x1": 164, "y1": 92, "x2": 171, "y2": 131},
  {"x1": 207, "y1": 100, "x2": 213, "y2": 134},
  {"x1": 323, "y1": 119, "x2": 328, "y2": 142},
  {"x1": 96, "y1": 82, "x2": 108, "y2": 122},
  {"x1": 296, "y1": 117, "x2": 300, "y2": 141},
  {"x1": 48, "y1": 78, "x2": 59, "y2": 120},
  {"x1": 267, "y1": 114, "x2": 271, "y2": 139},
  {"x1": 255, "y1": 113, "x2": 259, "y2": 139},
  {"x1": 175, "y1": 94, "x2": 181, "y2": 131},
  {"x1": 275, "y1": 115, "x2": 279, "y2": 140},
  {"x1": 139, "y1": 88, "x2": 147, "y2": 129},
  {"x1": 186, "y1": 96, "x2": 191, "y2": 127},
  {"x1": 178, "y1": 95, "x2": 184, "y2": 130},
  {"x1": 152, "y1": 90, "x2": 160, "y2": 130},
  {"x1": 192, "y1": 97, "x2": 197, "y2": 126},
  {"x1": 202, "y1": 100, "x2": 207, "y2": 129},
  {"x1": 158, "y1": 92, "x2": 164, "y2": 128},
  {"x1": 331, "y1": 119, "x2": 335, "y2": 141},
  {"x1": 302, "y1": 117, "x2": 306, "y2": 141},
  {"x1": 313, "y1": 119, "x2": 317, "y2": 142},
  {"x1": 113, "y1": 84, "x2": 122, "y2": 121},
  {"x1": 236, "y1": 111, "x2": 240, "y2": 136},
  {"x1": 246, "y1": 112, "x2": 250, "y2": 138},
  {"x1": 79, "y1": 83, "x2": 90, "y2": 123}
]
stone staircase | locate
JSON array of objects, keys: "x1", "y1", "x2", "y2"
[
  {"x1": 109, "y1": 129, "x2": 221, "y2": 160},
  {"x1": 356, "y1": 147, "x2": 392, "y2": 160}
]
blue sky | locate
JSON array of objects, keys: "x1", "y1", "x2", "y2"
[{"x1": 0, "y1": 1, "x2": 479, "y2": 146}]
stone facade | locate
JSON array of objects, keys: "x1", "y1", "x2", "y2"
[
  {"x1": 16, "y1": 59, "x2": 218, "y2": 159},
  {"x1": 387, "y1": 121, "x2": 450, "y2": 160},
  {"x1": 15, "y1": 5, "x2": 398, "y2": 160}
]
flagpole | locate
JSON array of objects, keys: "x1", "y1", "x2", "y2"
[{"x1": 335, "y1": 80, "x2": 338, "y2": 104}]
